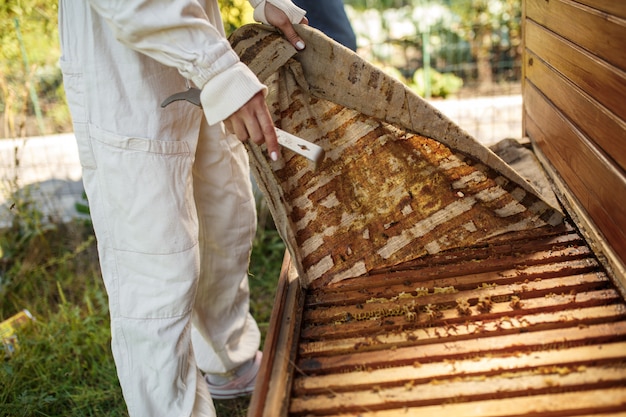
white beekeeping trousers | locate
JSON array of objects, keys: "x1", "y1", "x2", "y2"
[
  {"x1": 84, "y1": 120, "x2": 261, "y2": 417},
  {"x1": 59, "y1": 2, "x2": 261, "y2": 416}
]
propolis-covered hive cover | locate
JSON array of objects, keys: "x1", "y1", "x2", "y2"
[{"x1": 230, "y1": 24, "x2": 563, "y2": 288}]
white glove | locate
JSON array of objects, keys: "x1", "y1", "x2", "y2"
[{"x1": 250, "y1": 0, "x2": 306, "y2": 25}]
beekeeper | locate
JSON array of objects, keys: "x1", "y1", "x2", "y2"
[{"x1": 58, "y1": 1, "x2": 307, "y2": 416}]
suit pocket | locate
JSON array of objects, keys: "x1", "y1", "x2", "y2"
[{"x1": 88, "y1": 125, "x2": 198, "y2": 255}]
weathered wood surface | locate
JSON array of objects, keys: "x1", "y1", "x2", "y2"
[
  {"x1": 229, "y1": 24, "x2": 564, "y2": 287},
  {"x1": 241, "y1": 4, "x2": 626, "y2": 414},
  {"x1": 320, "y1": 389, "x2": 626, "y2": 417},
  {"x1": 247, "y1": 253, "x2": 303, "y2": 417},
  {"x1": 523, "y1": 0, "x2": 626, "y2": 274},
  {"x1": 292, "y1": 367, "x2": 626, "y2": 415},
  {"x1": 294, "y1": 341, "x2": 626, "y2": 394},
  {"x1": 285, "y1": 226, "x2": 626, "y2": 416}
]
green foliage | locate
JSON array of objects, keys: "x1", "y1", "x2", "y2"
[
  {"x1": 0, "y1": 0, "x2": 66, "y2": 137},
  {"x1": 346, "y1": 0, "x2": 522, "y2": 87},
  {"x1": 345, "y1": 0, "x2": 413, "y2": 10},
  {"x1": 219, "y1": 0, "x2": 255, "y2": 35},
  {"x1": 0, "y1": 218, "x2": 98, "y2": 317},
  {"x1": 0, "y1": 160, "x2": 98, "y2": 316},
  {"x1": 445, "y1": 0, "x2": 522, "y2": 86},
  {"x1": 410, "y1": 67, "x2": 463, "y2": 98},
  {"x1": 0, "y1": 169, "x2": 120, "y2": 416},
  {"x1": 0, "y1": 188, "x2": 283, "y2": 416},
  {"x1": 249, "y1": 227, "x2": 284, "y2": 336},
  {"x1": 0, "y1": 1, "x2": 59, "y2": 73},
  {"x1": 448, "y1": 0, "x2": 521, "y2": 33},
  {"x1": 0, "y1": 299, "x2": 125, "y2": 417},
  {"x1": 0, "y1": 0, "x2": 260, "y2": 137}
]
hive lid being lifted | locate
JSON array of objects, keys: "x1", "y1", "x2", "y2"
[{"x1": 230, "y1": 24, "x2": 564, "y2": 288}]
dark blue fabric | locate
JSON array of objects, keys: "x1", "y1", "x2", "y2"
[{"x1": 293, "y1": 0, "x2": 357, "y2": 51}]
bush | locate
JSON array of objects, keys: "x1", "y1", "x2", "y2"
[{"x1": 411, "y1": 68, "x2": 463, "y2": 98}]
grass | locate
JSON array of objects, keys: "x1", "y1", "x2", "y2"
[{"x1": 0, "y1": 193, "x2": 285, "y2": 417}]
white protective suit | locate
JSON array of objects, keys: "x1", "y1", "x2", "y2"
[{"x1": 58, "y1": 1, "x2": 305, "y2": 416}]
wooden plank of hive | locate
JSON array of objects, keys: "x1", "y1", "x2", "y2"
[
  {"x1": 523, "y1": 0, "x2": 626, "y2": 277},
  {"x1": 302, "y1": 229, "x2": 599, "y2": 287},
  {"x1": 248, "y1": 252, "x2": 304, "y2": 417},
  {"x1": 299, "y1": 304, "x2": 626, "y2": 357},
  {"x1": 301, "y1": 260, "x2": 613, "y2": 341},
  {"x1": 319, "y1": 222, "x2": 579, "y2": 288},
  {"x1": 304, "y1": 257, "x2": 605, "y2": 314},
  {"x1": 532, "y1": 145, "x2": 626, "y2": 298},
  {"x1": 306, "y1": 388, "x2": 626, "y2": 417},
  {"x1": 300, "y1": 289, "x2": 622, "y2": 345},
  {"x1": 293, "y1": 341, "x2": 626, "y2": 394},
  {"x1": 303, "y1": 267, "x2": 612, "y2": 321},
  {"x1": 296, "y1": 321, "x2": 626, "y2": 374},
  {"x1": 286, "y1": 227, "x2": 626, "y2": 416},
  {"x1": 308, "y1": 277, "x2": 610, "y2": 320},
  {"x1": 290, "y1": 366, "x2": 626, "y2": 415},
  {"x1": 524, "y1": 49, "x2": 626, "y2": 173},
  {"x1": 525, "y1": 84, "x2": 626, "y2": 261},
  {"x1": 574, "y1": 0, "x2": 626, "y2": 19},
  {"x1": 526, "y1": 0, "x2": 626, "y2": 71}
]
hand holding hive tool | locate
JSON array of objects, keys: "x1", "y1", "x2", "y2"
[{"x1": 161, "y1": 88, "x2": 325, "y2": 168}]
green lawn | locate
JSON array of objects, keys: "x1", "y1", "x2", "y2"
[{"x1": 0, "y1": 200, "x2": 284, "y2": 417}]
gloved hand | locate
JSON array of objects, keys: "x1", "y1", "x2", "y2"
[
  {"x1": 250, "y1": 0, "x2": 308, "y2": 50},
  {"x1": 251, "y1": 0, "x2": 306, "y2": 25},
  {"x1": 213, "y1": 0, "x2": 308, "y2": 161}
]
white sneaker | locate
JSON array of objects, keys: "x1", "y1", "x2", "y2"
[{"x1": 204, "y1": 351, "x2": 262, "y2": 399}]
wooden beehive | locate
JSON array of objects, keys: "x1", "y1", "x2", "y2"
[
  {"x1": 522, "y1": 0, "x2": 626, "y2": 279},
  {"x1": 230, "y1": 1, "x2": 626, "y2": 414},
  {"x1": 254, "y1": 220, "x2": 626, "y2": 417}
]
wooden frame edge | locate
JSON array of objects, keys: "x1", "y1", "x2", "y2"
[
  {"x1": 248, "y1": 250, "x2": 304, "y2": 417},
  {"x1": 531, "y1": 141, "x2": 626, "y2": 299}
]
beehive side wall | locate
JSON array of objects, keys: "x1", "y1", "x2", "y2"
[{"x1": 522, "y1": 0, "x2": 626, "y2": 274}]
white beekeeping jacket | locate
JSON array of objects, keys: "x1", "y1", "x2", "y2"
[{"x1": 58, "y1": 0, "x2": 267, "y2": 142}]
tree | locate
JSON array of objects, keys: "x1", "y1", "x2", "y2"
[
  {"x1": 345, "y1": 0, "x2": 522, "y2": 89},
  {"x1": 445, "y1": 0, "x2": 521, "y2": 89}
]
